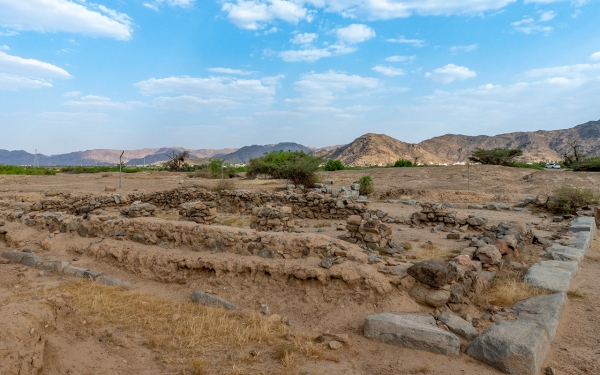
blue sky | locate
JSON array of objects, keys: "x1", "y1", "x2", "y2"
[{"x1": 0, "y1": 0, "x2": 599, "y2": 154}]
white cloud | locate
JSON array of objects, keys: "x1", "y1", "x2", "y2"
[
  {"x1": 62, "y1": 91, "x2": 81, "y2": 97},
  {"x1": 221, "y1": 0, "x2": 311, "y2": 30},
  {"x1": 0, "y1": 30, "x2": 18, "y2": 36},
  {"x1": 0, "y1": 51, "x2": 72, "y2": 90},
  {"x1": 144, "y1": 0, "x2": 195, "y2": 11},
  {"x1": 279, "y1": 44, "x2": 356, "y2": 62},
  {"x1": 0, "y1": 45, "x2": 8, "y2": 51},
  {"x1": 526, "y1": 63, "x2": 600, "y2": 78},
  {"x1": 287, "y1": 71, "x2": 380, "y2": 105},
  {"x1": 449, "y1": 44, "x2": 478, "y2": 53},
  {"x1": 261, "y1": 74, "x2": 285, "y2": 85},
  {"x1": 0, "y1": 74, "x2": 52, "y2": 90},
  {"x1": 291, "y1": 32, "x2": 318, "y2": 44},
  {"x1": 372, "y1": 65, "x2": 405, "y2": 76},
  {"x1": 512, "y1": 16, "x2": 553, "y2": 34},
  {"x1": 386, "y1": 35, "x2": 425, "y2": 47},
  {"x1": 538, "y1": 10, "x2": 556, "y2": 21},
  {"x1": 336, "y1": 24, "x2": 375, "y2": 44},
  {"x1": 590, "y1": 52, "x2": 600, "y2": 61},
  {"x1": 134, "y1": 76, "x2": 277, "y2": 107},
  {"x1": 0, "y1": 0, "x2": 133, "y2": 40},
  {"x1": 384, "y1": 55, "x2": 415, "y2": 62},
  {"x1": 153, "y1": 96, "x2": 240, "y2": 111},
  {"x1": 208, "y1": 67, "x2": 253, "y2": 75},
  {"x1": 64, "y1": 95, "x2": 144, "y2": 110},
  {"x1": 425, "y1": 64, "x2": 477, "y2": 84}
]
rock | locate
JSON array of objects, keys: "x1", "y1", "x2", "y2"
[
  {"x1": 329, "y1": 340, "x2": 343, "y2": 350},
  {"x1": 261, "y1": 304, "x2": 271, "y2": 315},
  {"x1": 63, "y1": 266, "x2": 88, "y2": 277},
  {"x1": 451, "y1": 255, "x2": 473, "y2": 270},
  {"x1": 525, "y1": 264, "x2": 572, "y2": 292},
  {"x1": 467, "y1": 217, "x2": 487, "y2": 226},
  {"x1": 364, "y1": 312, "x2": 460, "y2": 357},
  {"x1": 409, "y1": 285, "x2": 450, "y2": 308},
  {"x1": 401, "y1": 200, "x2": 417, "y2": 206},
  {"x1": 258, "y1": 248, "x2": 275, "y2": 259},
  {"x1": 367, "y1": 255, "x2": 381, "y2": 264},
  {"x1": 36, "y1": 260, "x2": 69, "y2": 273},
  {"x1": 132, "y1": 233, "x2": 146, "y2": 243},
  {"x1": 321, "y1": 258, "x2": 333, "y2": 269},
  {"x1": 378, "y1": 264, "x2": 411, "y2": 277},
  {"x1": 317, "y1": 227, "x2": 326, "y2": 232},
  {"x1": 447, "y1": 233, "x2": 460, "y2": 240},
  {"x1": 267, "y1": 314, "x2": 281, "y2": 323},
  {"x1": 99, "y1": 276, "x2": 132, "y2": 288},
  {"x1": 545, "y1": 367, "x2": 556, "y2": 375},
  {"x1": 191, "y1": 290, "x2": 238, "y2": 310},
  {"x1": 493, "y1": 239, "x2": 510, "y2": 255},
  {"x1": 19, "y1": 253, "x2": 42, "y2": 268},
  {"x1": 475, "y1": 245, "x2": 502, "y2": 265},
  {"x1": 569, "y1": 216, "x2": 595, "y2": 233},
  {"x1": 467, "y1": 320, "x2": 551, "y2": 375},
  {"x1": 544, "y1": 244, "x2": 584, "y2": 262},
  {"x1": 407, "y1": 260, "x2": 451, "y2": 288},
  {"x1": 512, "y1": 293, "x2": 566, "y2": 338},
  {"x1": 438, "y1": 313, "x2": 479, "y2": 340},
  {"x1": 1, "y1": 251, "x2": 27, "y2": 263},
  {"x1": 332, "y1": 333, "x2": 349, "y2": 343}
]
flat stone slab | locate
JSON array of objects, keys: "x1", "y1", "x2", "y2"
[
  {"x1": 63, "y1": 266, "x2": 88, "y2": 277},
  {"x1": 1, "y1": 251, "x2": 27, "y2": 263},
  {"x1": 513, "y1": 293, "x2": 567, "y2": 338},
  {"x1": 36, "y1": 260, "x2": 69, "y2": 273},
  {"x1": 438, "y1": 313, "x2": 479, "y2": 341},
  {"x1": 191, "y1": 290, "x2": 238, "y2": 310},
  {"x1": 538, "y1": 260, "x2": 578, "y2": 276},
  {"x1": 19, "y1": 253, "x2": 42, "y2": 268},
  {"x1": 525, "y1": 264, "x2": 572, "y2": 292},
  {"x1": 467, "y1": 320, "x2": 551, "y2": 375},
  {"x1": 364, "y1": 312, "x2": 460, "y2": 357},
  {"x1": 569, "y1": 217, "x2": 595, "y2": 234},
  {"x1": 544, "y1": 244, "x2": 584, "y2": 262},
  {"x1": 568, "y1": 231, "x2": 592, "y2": 255},
  {"x1": 100, "y1": 276, "x2": 132, "y2": 288}
]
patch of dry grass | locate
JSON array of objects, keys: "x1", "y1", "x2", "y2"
[
  {"x1": 213, "y1": 180, "x2": 236, "y2": 191},
  {"x1": 567, "y1": 288, "x2": 587, "y2": 299},
  {"x1": 410, "y1": 243, "x2": 457, "y2": 262},
  {"x1": 218, "y1": 216, "x2": 251, "y2": 227},
  {"x1": 411, "y1": 364, "x2": 433, "y2": 374},
  {"x1": 477, "y1": 273, "x2": 550, "y2": 306}
]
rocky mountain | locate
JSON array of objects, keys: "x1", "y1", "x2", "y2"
[
  {"x1": 324, "y1": 133, "x2": 443, "y2": 166},
  {"x1": 221, "y1": 142, "x2": 311, "y2": 164},
  {"x1": 0, "y1": 147, "x2": 237, "y2": 166},
  {"x1": 418, "y1": 120, "x2": 600, "y2": 163}
]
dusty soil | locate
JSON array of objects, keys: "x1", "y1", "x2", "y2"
[{"x1": 1, "y1": 166, "x2": 599, "y2": 375}]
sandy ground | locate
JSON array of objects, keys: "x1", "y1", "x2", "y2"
[{"x1": 1, "y1": 166, "x2": 599, "y2": 374}]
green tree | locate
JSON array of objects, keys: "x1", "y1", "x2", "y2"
[
  {"x1": 247, "y1": 150, "x2": 322, "y2": 186},
  {"x1": 468, "y1": 148, "x2": 523, "y2": 166},
  {"x1": 208, "y1": 158, "x2": 224, "y2": 178},
  {"x1": 324, "y1": 159, "x2": 345, "y2": 171},
  {"x1": 394, "y1": 159, "x2": 414, "y2": 168},
  {"x1": 165, "y1": 150, "x2": 190, "y2": 171}
]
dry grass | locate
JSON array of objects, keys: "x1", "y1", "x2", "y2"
[
  {"x1": 411, "y1": 243, "x2": 457, "y2": 262},
  {"x1": 56, "y1": 281, "x2": 287, "y2": 373},
  {"x1": 213, "y1": 180, "x2": 236, "y2": 191},
  {"x1": 477, "y1": 272, "x2": 550, "y2": 306},
  {"x1": 219, "y1": 216, "x2": 251, "y2": 227},
  {"x1": 567, "y1": 288, "x2": 587, "y2": 300},
  {"x1": 411, "y1": 364, "x2": 433, "y2": 374}
]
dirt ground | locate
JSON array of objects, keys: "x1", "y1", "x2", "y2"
[{"x1": 1, "y1": 166, "x2": 599, "y2": 375}]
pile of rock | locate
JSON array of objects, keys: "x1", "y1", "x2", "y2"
[
  {"x1": 343, "y1": 214, "x2": 393, "y2": 248},
  {"x1": 178, "y1": 201, "x2": 218, "y2": 223},
  {"x1": 250, "y1": 206, "x2": 293, "y2": 232},
  {"x1": 410, "y1": 203, "x2": 458, "y2": 226},
  {"x1": 120, "y1": 201, "x2": 157, "y2": 218}
]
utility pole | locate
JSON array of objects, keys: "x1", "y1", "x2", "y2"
[
  {"x1": 467, "y1": 162, "x2": 470, "y2": 191},
  {"x1": 33, "y1": 149, "x2": 39, "y2": 167},
  {"x1": 119, "y1": 151, "x2": 124, "y2": 188}
]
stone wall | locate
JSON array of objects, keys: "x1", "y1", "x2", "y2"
[{"x1": 342, "y1": 215, "x2": 393, "y2": 248}]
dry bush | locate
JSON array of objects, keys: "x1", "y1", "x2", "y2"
[
  {"x1": 101, "y1": 173, "x2": 110, "y2": 177},
  {"x1": 567, "y1": 288, "x2": 587, "y2": 300},
  {"x1": 476, "y1": 273, "x2": 550, "y2": 306},
  {"x1": 218, "y1": 216, "x2": 251, "y2": 227},
  {"x1": 213, "y1": 180, "x2": 236, "y2": 192},
  {"x1": 411, "y1": 364, "x2": 433, "y2": 374},
  {"x1": 194, "y1": 169, "x2": 211, "y2": 178}
]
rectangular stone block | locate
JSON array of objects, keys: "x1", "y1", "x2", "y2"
[
  {"x1": 512, "y1": 292, "x2": 567, "y2": 339},
  {"x1": 36, "y1": 260, "x2": 69, "y2": 273},
  {"x1": 20, "y1": 253, "x2": 42, "y2": 268},
  {"x1": 63, "y1": 266, "x2": 88, "y2": 277},
  {"x1": 1, "y1": 251, "x2": 26, "y2": 263},
  {"x1": 364, "y1": 312, "x2": 460, "y2": 357},
  {"x1": 525, "y1": 264, "x2": 572, "y2": 292}
]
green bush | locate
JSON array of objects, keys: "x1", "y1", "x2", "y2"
[
  {"x1": 59, "y1": 166, "x2": 145, "y2": 174},
  {"x1": 547, "y1": 185, "x2": 600, "y2": 214},
  {"x1": 246, "y1": 150, "x2": 322, "y2": 186},
  {"x1": 0, "y1": 165, "x2": 56, "y2": 175},
  {"x1": 394, "y1": 159, "x2": 414, "y2": 168},
  {"x1": 512, "y1": 162, "x2": 545, "y2": 170},
  {"x1": 468, "y1": 148, "x2": 523, "y2": 166},
  {"x1": 324, "y1": 159, "x2": 345, "y2": 171},
  {"x1": 571, "y1": 157, "x2": 600, "y2": 172},
  {"x1": 357, "y1": 175, "x2": 374, "y2": 195}
]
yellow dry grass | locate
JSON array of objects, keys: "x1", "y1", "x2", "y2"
[
  {"x1": 477, "y1": 273, "x2": 550, "y2": 306},
  {"x1": 219, "y1": 216, "x2": 252, "y2": 227},
  {"x1": 411, "y1": 243, "x2": 460, "y2": 262}
]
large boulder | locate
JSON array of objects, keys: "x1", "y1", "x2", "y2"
[
  {"x1": 512, "y1": 293, "x2": 566, "y2": 338},
  {"x1": 407, "y1": 260, "x2": 451, "y2": 288},
  {"x1": 467, "y1": 320, "x2": 551, "y2": 375},
  {"x1": 524, "y1": 264, "x2": 572, "y2": 293},
  {"x1": 409, "y1": 285, "x2": 450, "y2": 307},
  {"x1": 364, "y1": 312, "x2": 460, "y2": 356}
]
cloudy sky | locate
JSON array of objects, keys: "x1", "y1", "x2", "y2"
[{"x1": 0, "y1": 0, "x2": 599, "y2": 154}]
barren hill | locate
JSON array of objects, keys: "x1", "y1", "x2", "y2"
[
  {"x1": 222, "y1": 142, "x2": 311, "y2": 164},
  {"x1": 418, "y1": 120, "x2": 600, "y2": 163},
  {"x1": 324, "y1": 133, "x2": 443, "y2": 166}
]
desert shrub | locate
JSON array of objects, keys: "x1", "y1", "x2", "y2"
[
  {"x1": 571, "y1": 157, "x2": 600, "y2": 172},
  {"x1": 394, "y1": 159, "x2": 414, "y2": 168},
  {"x1": 207, "y1": 159, "x2": 224, "y2": 178},
  {"x1": 547, "y1": 185, "x2": 600, "y2": 214},
  {"x1": 165, "y1": 150, "x2": 190, "y2": 172},
  {"x1": 324, "y1": 159, "x2": 345, "y2": 171},
  {"x1": 0, "y1": 165, "x2": 56, "y2": 175},
  {"x1": 246, "y1": 151, "x2": 322, "y2": 186},
  {"x1": 357, "y1": 175, "x2": 374, "y2": 195},
  {"x1": 468, "y1": 148, "x2": 523, "y2": 166},
  {"x1": 213, "y1": 180, "x2": 236, "y2": 191}
]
